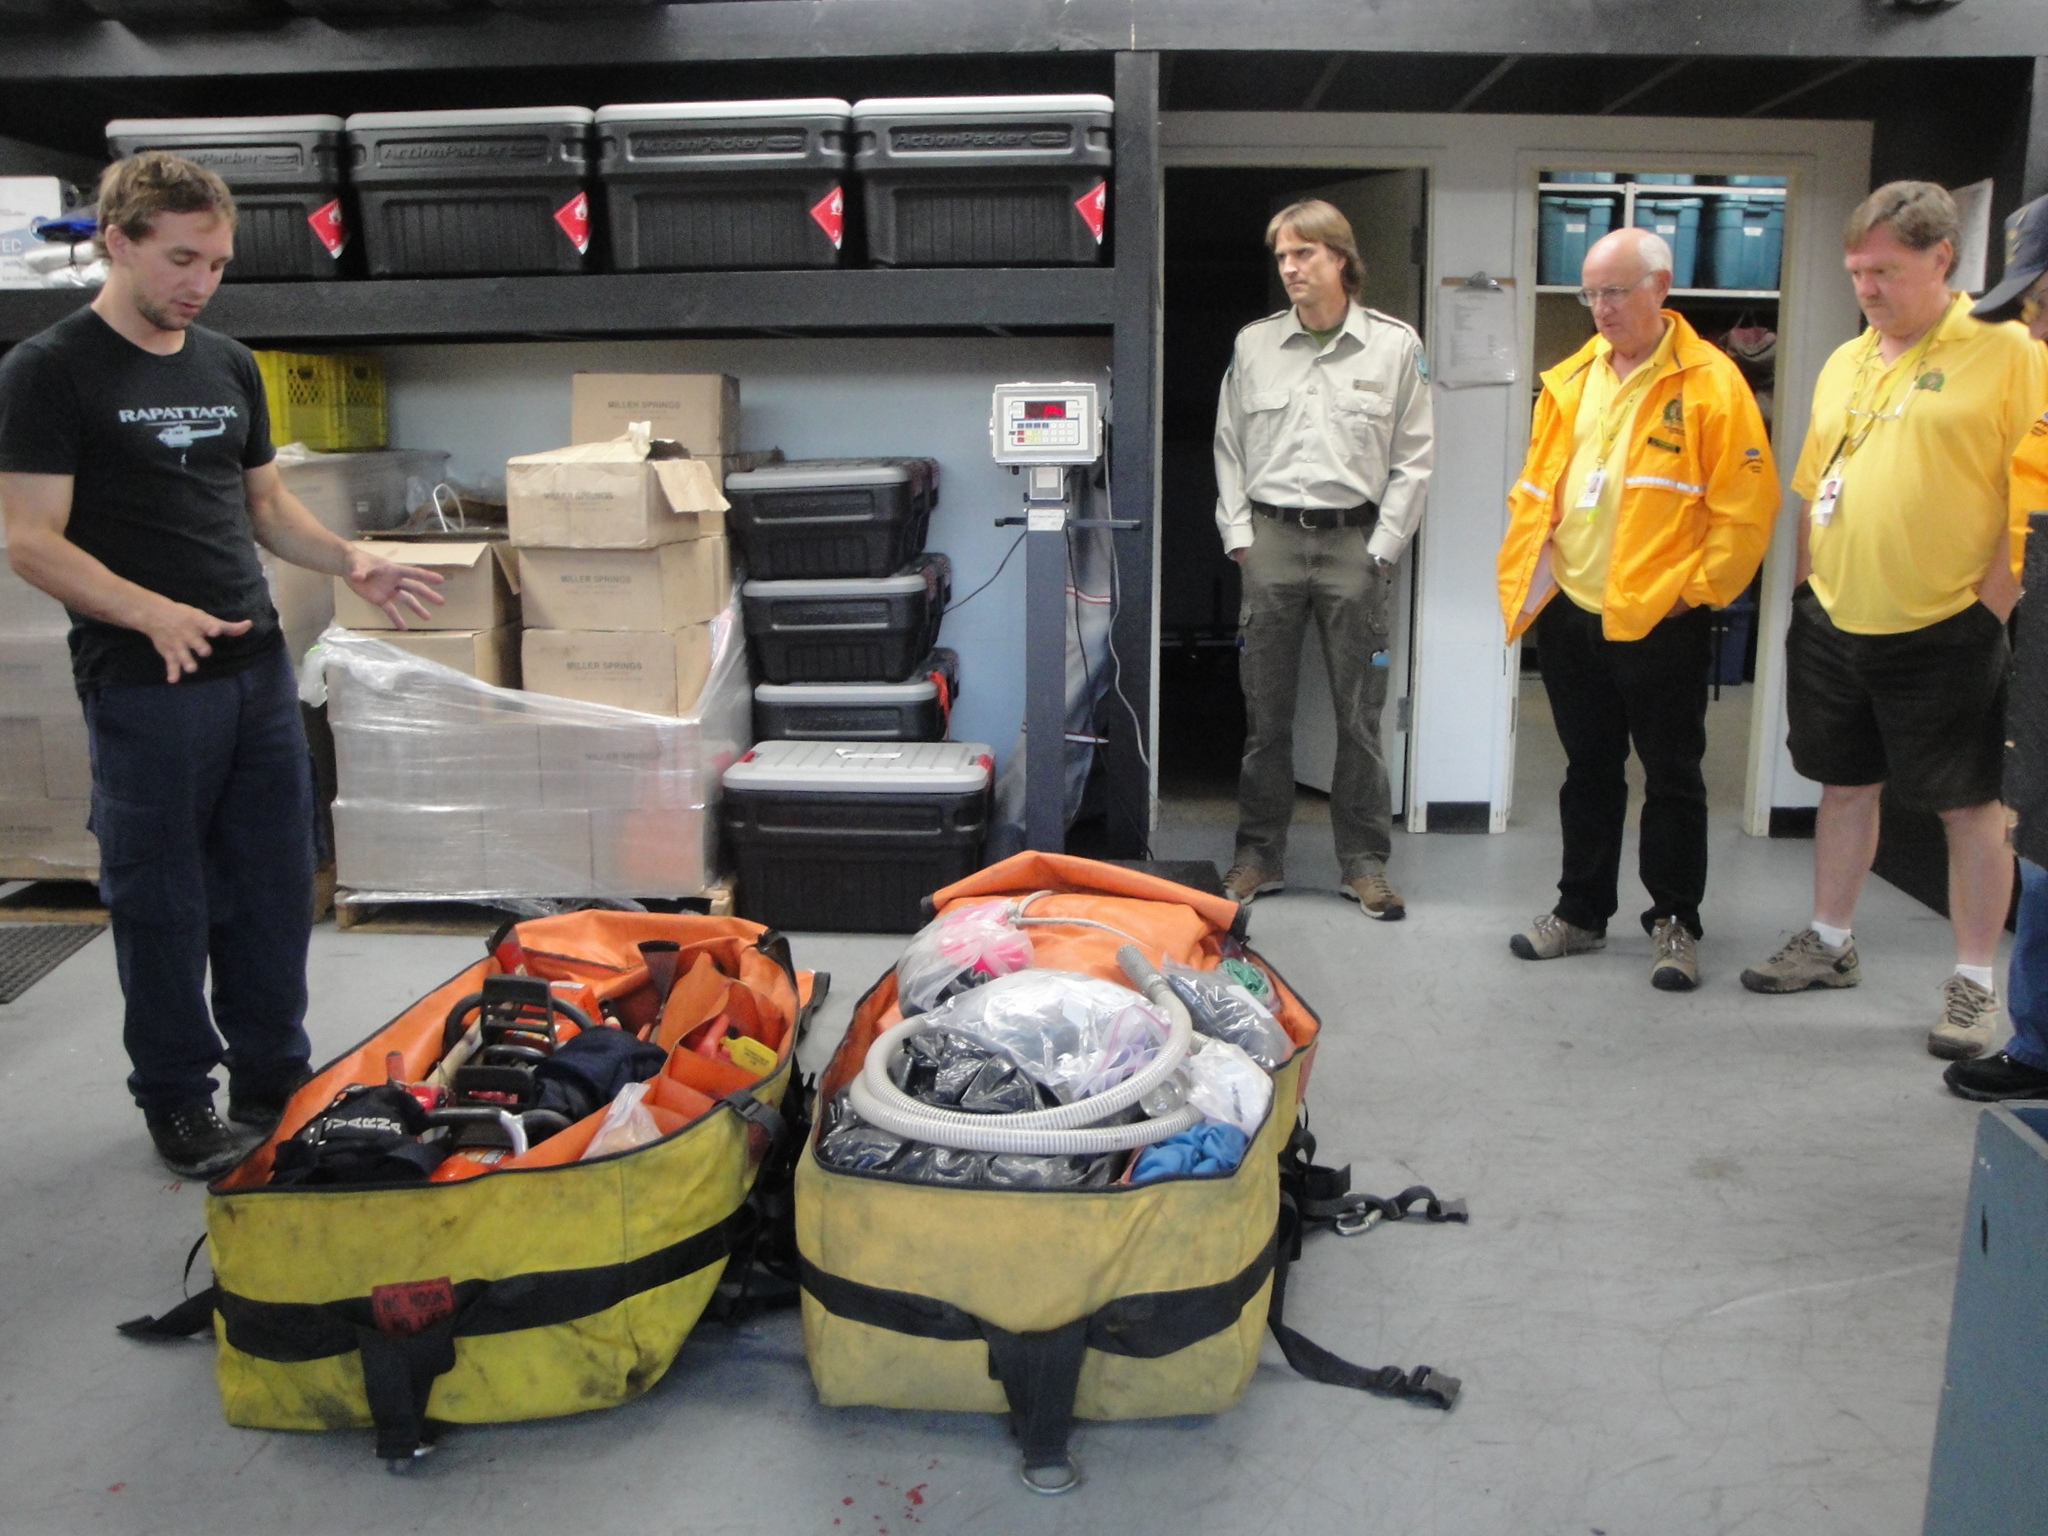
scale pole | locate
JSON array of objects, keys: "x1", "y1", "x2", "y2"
[{"x1": 1023, "y1": 464, "x2": 1072, "y2": 851}]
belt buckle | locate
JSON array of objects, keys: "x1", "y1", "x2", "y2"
[{"x1": 1297, "y1": 508, "x2": 1314, "y2": 530}]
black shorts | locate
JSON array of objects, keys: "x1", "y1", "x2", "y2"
[{"x1": 1785, "y1": 582, "x2": 2008, "y2": 811}]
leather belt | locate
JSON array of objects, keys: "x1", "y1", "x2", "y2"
[{"x1": 1251, "y1": 499, "x2": 1379, "y2": 531}]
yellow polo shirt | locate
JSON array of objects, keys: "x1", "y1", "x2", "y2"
[
  {"x1": 1552, "y1": 321, "x2": 1680, "y2": 613},
  {"x1": 1792, "y1": 291, "x2": 2048, "y2": 634}
]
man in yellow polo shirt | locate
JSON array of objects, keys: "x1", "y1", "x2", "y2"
[
  {"x1": 1498, "y1": 226, "x2": 1777, "y2": 991},
  {"x1": 1742, "y1": 181, "x2": 2048, "y2": 1063}
]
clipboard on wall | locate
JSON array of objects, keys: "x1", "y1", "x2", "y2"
[{"x1": 1436, "y1": 273, "x2": 1519, "y2": 389}]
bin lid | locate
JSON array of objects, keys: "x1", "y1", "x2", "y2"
[
  {"x1": 850, "y1": 94, "x2": 1115, "y2": 120},
  {"x1": 107, "y1": 115, "x2": 345, "y2": 137},
  {"x1": 726, "y1": 458, "x2": 914, "y2": 491},
  {"x1": 345, "y1": 107, "x2": 595, "y2": 131},
  {"x1": 755, "y1": 677, "x2": 938, "y2": 705},
  {"x1": 596, "y1": 99, "x2": 852, "y2": 124},
  {"x1": 724, "y1": 739, "x2": 992, "y2": 794},
  {"x1": 742, "y1": 568, "x2": 933, "y2": 599}
]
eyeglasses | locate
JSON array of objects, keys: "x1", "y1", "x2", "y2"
[{"x1": 1575, "y1": 275, "x2": 1654, "y2": 308}]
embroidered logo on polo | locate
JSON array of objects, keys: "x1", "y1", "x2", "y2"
[{"x1": 1916, "y1": 369, "x2": 1945, "y2": 392}]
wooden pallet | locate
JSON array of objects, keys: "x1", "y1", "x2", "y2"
[
  {"x1": 333, "y1": 875, "x2": 736, "y2": 935},
  {"x1": 0, "y1": 879, "x2": 108, "y2": 925}
]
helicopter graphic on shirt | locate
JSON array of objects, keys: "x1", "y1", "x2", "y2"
[{"x1": 154, "y1": 419, "x2": 227, "y2": 449}]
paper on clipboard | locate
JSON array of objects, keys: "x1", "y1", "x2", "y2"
[{"x1": 1437, "y1": 276, "x2": 1519, "y2": 389}]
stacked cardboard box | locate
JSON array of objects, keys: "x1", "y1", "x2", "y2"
[
  {"x1": 509, "y1": 374, "x2": 736, "y2": 716},
  {"x1": 332, "y1": 539, "x2": 522, "y2": 685},
  {"x1": 0, "y1": 560, "x2": 95, "y2": 879}
]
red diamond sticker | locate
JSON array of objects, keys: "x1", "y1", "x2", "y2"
[
  {"x1": 306, "y1": 198, "x2": 347, "y2": 258},
  {"x1": 1074, "y1": 181, "x2": 1107, "y2": 244},
  {"x1": 809, "y1": 184, "x2": 845, "y2": 249},
  {"x1": 554, "y1": 191, "x2": 591, "y2": 255}
]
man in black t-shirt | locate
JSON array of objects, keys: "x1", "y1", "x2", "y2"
[{"x1": 0, "y1": 154, "x2": 442, "y2": 1178}]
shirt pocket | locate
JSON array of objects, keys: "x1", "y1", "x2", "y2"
[
  {"x1": 1334, "y1": 392, "x2": 1395, "y2": 482},
  {"x1": 1240, "y1": 388, "x2": 1291, "y2": 459}
]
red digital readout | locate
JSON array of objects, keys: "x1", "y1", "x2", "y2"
[{"x1": 1023, "y1": 401, "x2": 1068, "y2": 419}]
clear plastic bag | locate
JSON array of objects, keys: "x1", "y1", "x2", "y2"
[
  {"x1": 1182, "y1": 1037, "x2": 1274, "y2": 1137},
  {"x1": 923, "y1": 969, "x2": 1171, "y2": 1103},
  {"x1": 895, "y1": 900, "x2": 1035, "y2": 1017},
  {"x1": 1163, "y1": 960, "x2": 1293, "y2": 1069},
  {"x1": 581, "y1": 1081, "x2": 663, "y2": 1160},
  {"x1": 813, "y1": 1091, "x2": 1123, "y2": 1189}
]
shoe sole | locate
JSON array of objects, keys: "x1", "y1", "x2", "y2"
[
  {"x1": 1651, "y1": 966, "x2": 1699, "y2": 992},
  {"x1": 1926, "y1": 1032, "x2": 1993, "y2": 1062},
  {"x1": 1509, "y1": 934, "x2": 1605, "y2": 961},
  {"x1": 158, "y1": 1149, "x2": 248, "y2": 1181},
  {"x1": 1338, "y1": 887, "x2": 1405, "y2": 921},
  {"x1": 1738, "y1": 971, "x2": 1860, "y2": 994},
  {"x1": 1943, "y1": 1072, "x2": 2048, "y2": 1102},
  {"x1": 1227, "y1": 884, "x2": 1283, "y2": 904}
]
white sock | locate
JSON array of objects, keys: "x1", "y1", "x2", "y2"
[
  {"x1": 1811, "y1": 920, "x2": 1852, "y2": 950},
  {"x1": 1955, "y1": 963, "x2": 1995, "y2": 993}
]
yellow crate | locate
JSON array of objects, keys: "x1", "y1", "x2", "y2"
[{"x1": 254, "y1": 351, "x2": 386, "y2": 451}]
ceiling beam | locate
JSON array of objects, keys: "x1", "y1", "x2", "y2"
[
  {"x1": 1452, "y1": 56, "x2": 1521, "y2": 113},
  {"x1": 1742, "y1": 59, "x2": 1869, "y2": 117},
  {"x1": 1599, "y1": 59, "x2": 1692, "y2": 116},
  {"x1": 1301, "y1": 53, "x2": 1348, "y2": 111}
]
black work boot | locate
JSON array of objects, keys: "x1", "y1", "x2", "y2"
[
  {"x1": 228, "y1": 1066, "x2": 315, "y2": 1133},
  {"x1": 145, "y1": 1102, "x2": 246, "y2": 1180}
]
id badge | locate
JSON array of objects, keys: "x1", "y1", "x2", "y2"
[
  {"x1": 1813, "y1": 475, "x2": 1842, "y2": 527},
  {"x1": 1576, "y1": 465, "x2": 1606, "y2": 510}
]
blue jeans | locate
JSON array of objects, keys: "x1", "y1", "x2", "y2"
[
  {"x1": 82, "y1": 641, "x2": 314, "y2": 1112},
  {"x1": 2007, "y1": 859, "x2": 2048, "y2": 1071}
]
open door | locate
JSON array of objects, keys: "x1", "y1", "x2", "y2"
[{"x1": 1278, "y1": 170, "x2": 1427, "y2": 814}]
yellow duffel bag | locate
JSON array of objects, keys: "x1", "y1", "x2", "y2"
[
  {"x1": 796, "y1": 853, "x2": 1461, "y2": 1491},
  {"x1": 122, "y1": 911, "x2": 818, "y2": 1466}
]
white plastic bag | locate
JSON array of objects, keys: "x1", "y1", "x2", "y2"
[
  {"x1": 1182, "y1": 1037, "x2": 1274, "y2": 1137},
  {"x1": 581, "y1": 1081, "x2": 662, "y2": 1160},
  {"x1": 896, "y1": 899, "x2": 1035, "y2": 1017},
  {"x1": 925, "y1": 969, "x2": 1171, "y2": 1103}
]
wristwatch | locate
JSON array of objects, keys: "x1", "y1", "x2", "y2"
[{"x1": 1372, "y1": 555, "x2": 1395, "y2": 575}]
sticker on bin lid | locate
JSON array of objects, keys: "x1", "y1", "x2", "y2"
[
  {"x1": 723, "y1": 739, "x2": 994, "y2": 794},
  {"x1": 810, "y1": 184, "x2": 845, "y2": 249},
  {"x1": 307, "y1": 198, "x2": 346, "y2": 258},
  {"x1": 1075, "y1": 181, "x2": 1107, "y2": 243},
  {"x1": 554, "y1": 191, "x2": 591, "y2": 254}
]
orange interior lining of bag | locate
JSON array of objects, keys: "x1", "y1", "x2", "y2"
[
  {"x1": 817, "y1": 852, "x2": 1319, "y2": 1104},
  {"x1": 217, "y1": 913, "x2": 807, "y2": 1192}
]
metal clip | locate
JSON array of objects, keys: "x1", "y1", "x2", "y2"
[{"x1": 1333, "y1": 1202, "x2": 1384, "y2": 1238}]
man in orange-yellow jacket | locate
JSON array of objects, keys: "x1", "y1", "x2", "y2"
[{"x1": 1497, "y1": 225, "x2": 1778, "y2": 992}]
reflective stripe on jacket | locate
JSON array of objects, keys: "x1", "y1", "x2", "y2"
[{"x1": 1496, "y1": 309, "x2": 1780, "y2": 643}]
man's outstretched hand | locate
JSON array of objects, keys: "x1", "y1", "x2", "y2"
[
  {"x1": 343, "y1": 548, "x2": 446, "y2": 629},
  {"x1": 142, "y1": 600, "x2": 254, "y2": 684}
]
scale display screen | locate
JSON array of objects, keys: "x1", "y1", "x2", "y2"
[
  {"x1": 990, "y1": 381, "x2": 1102, "y2": 464},
  {"x1": 1023, "y1": 401, "x2": 1067, "y2": 420}
]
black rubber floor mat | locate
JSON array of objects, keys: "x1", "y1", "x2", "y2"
[{"x1": 0, "y1": 924, "x2": 104, "y2": 1004}]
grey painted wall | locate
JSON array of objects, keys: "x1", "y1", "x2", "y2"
[{"x1": 375, "y1": 336, "x2": 1113, "y2": 767}]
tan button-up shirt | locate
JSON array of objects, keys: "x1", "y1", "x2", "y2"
[{"x1": 1212, "y1": 301, "x2": 1434, "y2": 565}]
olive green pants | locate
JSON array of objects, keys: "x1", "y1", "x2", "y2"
[{"x1": 1234, "y1": 514, "x2": 1394, "y2": 880}]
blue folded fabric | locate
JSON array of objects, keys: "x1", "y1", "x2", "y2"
[{"x1": 1129, "y1": 1122, "x2": 1250, "y2": 1184}]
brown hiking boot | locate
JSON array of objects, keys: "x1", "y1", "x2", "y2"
[
  {"x1": 1221, "y1": 863, "x2": 1284, "y2": 904},
  {"x1": 1510, "y1": 912, "x2": 1605, "y2": 961},
  {"x1": 1927, "y1": 974, "x2": 2001, "y2": 1061},
  {"x1": 1341, "y1": 864, "x2": 1405, "y2": 921},
  {"x1": 1739, "y1": 929, "x2": 1860, "y2": 993},
  {"x1": 1650, "y1": 918, "x2": 1700, "y2": 992}
]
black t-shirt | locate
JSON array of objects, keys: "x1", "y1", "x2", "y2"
[{"x1": 0, "y1": 306, "x2": 280, "y2": 692}]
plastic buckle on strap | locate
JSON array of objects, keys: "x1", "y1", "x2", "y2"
[{"x1": 1408, "y1": 1366, "x2": 1461, "y2": 1408}]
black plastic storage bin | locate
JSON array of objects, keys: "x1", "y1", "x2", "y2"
[
  {"x1": 105, "y1": 116, "x2": 349, "y2": 281},
  {"x1": 753, "y1": 647, "x2": 958, "y2": 742},
  {"x1": 742, "y1": 553, "x2": 950, "y2": 684},
  {"x1": 851, "y1": 94, "x2": 1113, "y2": 266},
  {"x1": 723, "y1": 739, "x2": 992, "y2": 932},
  {"x1": 724, "y1": 457, "x2": 937, "y2": 578},
  {"x1": 343, "y1": 107, "x2": 593, "y2": 277},
  {"x1": 597, "y1": 98, "x2": 852, "y2": 271}
]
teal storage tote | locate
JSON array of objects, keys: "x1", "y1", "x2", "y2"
[
  {"x1": 1539, "y1": 195, "x2": 1616, "y2": 285},
  {"x1": 1709, "y1": 197, "x2": 1784, "y2": 290},
  {"x1": 1724, "y1": 175, "x2": 1787, "y2": 187},
  {"x1": 1544, "y1": 171, "x2": 1615, "y2": 184},
  {"x1": 1631, "y1": 197, "x2": 1701, "y2": 287}
]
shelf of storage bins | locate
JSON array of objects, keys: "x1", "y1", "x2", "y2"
[
  {"x1": 1537, "y1": 183, "x2": 1786, "y2": 196},
  {"x1": 1536, "y1": 285, "x2": 1780, "y2": 300},
  {"x1": 0, "y1": 266, "x2": 1118, "y2": 345}
]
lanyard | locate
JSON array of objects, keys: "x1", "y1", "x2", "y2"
[
  {"x1": 1825, "y1": 317, "x2": 1945, "y2": 476},
  {"x1": 1590, "y1": 349, "x2": 1664, "y2": 468}
]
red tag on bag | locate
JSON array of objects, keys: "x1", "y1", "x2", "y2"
[
  {"x1": 1074, "y1": 181, "x2": 1107, "y2": 244},
  {"x1": 554, "y1": 192, "x2": 591, "y2": 255},
  {"x1": 306, "y1": 198, "x2": 347, "y2": 258},
  {"x1": 371, "y1": 1277, "x2": 456, "y2": 1336},
  {"x1": 809, "y1": 184, "x2": 845, "y2": 249}
]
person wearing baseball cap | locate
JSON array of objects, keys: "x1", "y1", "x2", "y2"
[{"x1": 1944, "y1": 192, "x2": 2048, "y2": 1101}]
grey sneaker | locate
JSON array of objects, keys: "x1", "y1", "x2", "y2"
[
  {"x1": 1650, "y1": 918, "x2": 1700, "y2": 992},
  {"x1": 1739, "y1": 929, "x2": 1860, "y2": 993},
  {"x1": 1222, "y1": 863, "x2": 1284, "y2": 904},
  {"x1": 1510, "y1": 912, "x2": 1606, "y2": 961},
  {"x1": 1341, "y1": 864, "x2": 1405, "y2": 921},
  {"x1": 1928, "y1": 974, "x2": 2001, "y2": 1061}
]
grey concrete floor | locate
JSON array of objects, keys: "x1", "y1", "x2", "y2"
[{"x1": 0, "y1": 697, "x2": 1999, "y2": 1535}]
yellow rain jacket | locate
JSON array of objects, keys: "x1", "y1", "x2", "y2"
[{"x1": 1498, "y1": 310, "x2": 1779, "y2": 642}]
